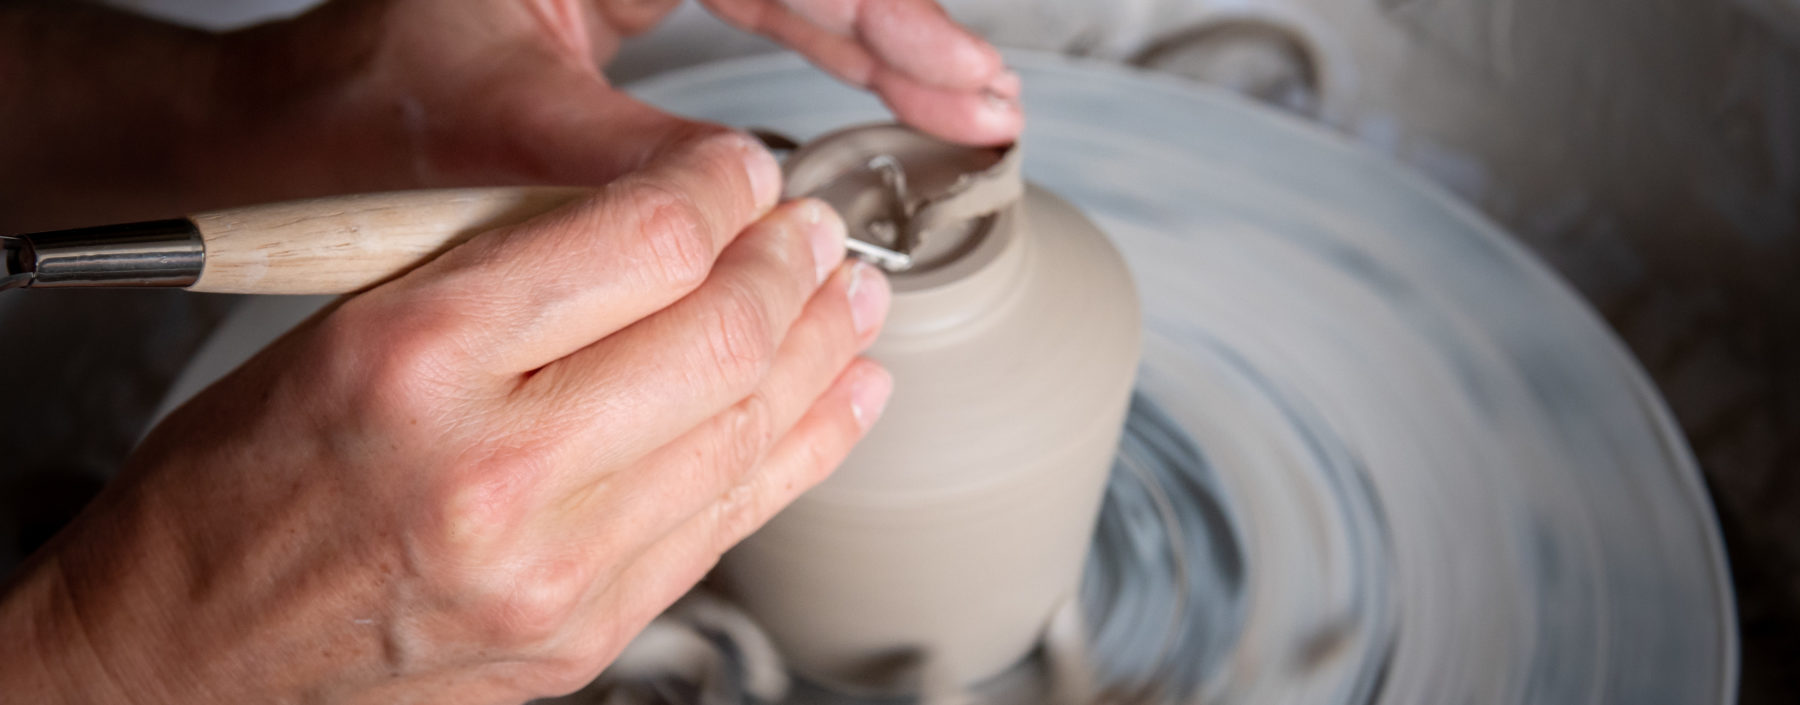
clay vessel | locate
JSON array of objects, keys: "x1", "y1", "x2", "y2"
[{"x1": 716, "y1": 124, "x2": 1141, "y2": 694}]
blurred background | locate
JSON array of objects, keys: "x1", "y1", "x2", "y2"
[{"x1": 3, "y1": 0, "x2": 1796, "y2": 701}]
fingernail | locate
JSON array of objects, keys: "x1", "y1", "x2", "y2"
[
  {"x1": 850, "y1": 365, "x2": 893, "y2": 431},
  {"x1": 737, "y1": 132, "x2": 782, "y2": 209},
  {"x1": 980, "y1": 87, "x2": 1022, "y2": 122},
  {"x1": 985, "y1": 69, "x2": 1021, "y2": 100},
  {"x1": 804, "y1": 201, "x2": 845, "y2": 285},
  {"x1": 846, "y1": 260, "x2": 891, "y2": 336}
]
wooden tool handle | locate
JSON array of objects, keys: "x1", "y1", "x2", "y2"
[{"x1": 187, "y1": 186, "x2": 588, "y2": 294}]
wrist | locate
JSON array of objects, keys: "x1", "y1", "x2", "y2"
[
  {"x1": 0, "y1": 553, "x2": 132, "y2": 704},
  {"x1": 0, "y1": 480, "x2": 235, "y2": 705},
  {"x1": 0, "y1": 472, "x2": 363, "y2": 705}
]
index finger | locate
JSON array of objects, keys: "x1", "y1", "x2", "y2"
[
  {"x1": 360, "y1": 128, "x2": 783, "y2": 375},
  {"x1": 701, "y1": 0, "x2": 1020, "y2": 144},
  {"x1": 714, "y1": 0, "x2": 1002, "y2": 90}
]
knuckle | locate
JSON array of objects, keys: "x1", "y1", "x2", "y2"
[
  {"x1": 698, "y1": 279, "x2": 776, "y2": 387},
  {"x1": 528, "y1": 657, "x2": 604, "y2": 698},
  {"x1": 659, "y1": 125, "x2": 764, "y2": 205},
  {"x1": 709, "y1": 483, "x2": 770, "y2": 554},
  {"x1": 422, "y1": 456, "x2": 590, "y2": 649},
  {"x1": 320, "y1": 298, "x2": 471, "y2": 415},
  {"x1": 431, "y1": 453, "x2": 544, "y2": 550},
  {"x1": 714, "y1": 394, "x2": 777, "y2": 479},
  {"x1": 469, "y1": 560, "x2": 590, "y2": 649},
  {"x1": 796, "y1": 432, "x2": 845, "y2": 486},
  {"x1": 660, "y1": 121, "x2": 737, "y2": 153},
  {"x1": 663, "y1": 123, "x2": 748, "y2": 172},
  {"x1": 372, "y1": 337, "x2": 464, "y2": 404},
  {"x1": 626, "y1": 183, "x2": 714, "y2": 291},
  {"x1": 763, "y1": 215, "x2": 814, "y2": 287}
]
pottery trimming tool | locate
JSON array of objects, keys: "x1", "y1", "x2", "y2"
[
  {"x1": 0, "y1": 188, "x2": 582, "y2": 294},
  {"x1": 0, "y1": 190, "x2": 922, "y2": 296}
]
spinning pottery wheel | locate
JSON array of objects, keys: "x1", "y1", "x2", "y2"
[{"x1": 158, "y1": 53, "x2": 1736, "y2": 704}]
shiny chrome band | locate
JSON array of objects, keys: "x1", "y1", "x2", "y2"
[{"x1": 2, "y1": 219, "x2": 204, "y2": 290}]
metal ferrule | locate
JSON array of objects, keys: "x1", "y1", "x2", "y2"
[{"x1": 1, "y1": 219, "x2": 204, "y2": 290}]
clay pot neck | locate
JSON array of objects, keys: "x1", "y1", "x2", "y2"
[{"x1": 782, "y1": 124, "x2": 1024, "y2": 281}]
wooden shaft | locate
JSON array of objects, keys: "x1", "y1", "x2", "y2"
[{"x1": 187, "y1": 186, "x2": 588, "y2": 294}]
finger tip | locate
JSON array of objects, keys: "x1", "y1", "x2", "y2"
[
  {"x1": 974, "y1": 92, "x2": 1026, "y2": 142},
  {"x1": 799, "y1": 199, "x2": 847, "y2": 284},
  {"x1": 861, "y1": 0, "x2": 1004, "y2": 91},
  {"x1": 881, "y1": 89, "x2": 1023, "y2": 146},
  {"x1": 848, "y1": 360, "x2": 894, "y2": 431},
  {"x1": 847, "y1": 260, "x2": 892, "y2": 339},
  {"x1": 730, "y1": 130, "x2": 784, "y2": 209},
  {"x1": 941, "y1": 104, "x2": 1026, "y2": 146},
  {"x1": 986, "y1": 69, "x2": 1022, "y2": 101},
  {"x1": 944, "y1": 38, "x2": 1007, "y2": 92}
]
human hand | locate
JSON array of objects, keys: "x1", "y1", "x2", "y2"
[
  {"x1": 690, "y1": 0, "x2": 1022, "y2": 141},
  {"x1": 0, "y1": 132, "x2": 892, "y2": 704},
  {"x1": 2, "y1": 0, "x2": 1017, "y2": 230},
  {"x1": 213, "y1": 0, "x2": 1019, "y2": 188}
]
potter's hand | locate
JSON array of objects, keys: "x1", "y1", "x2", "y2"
[
  {"x1": 218, "y1": 0, "x2": 1021, "y2": 185},
  {"x1": 692, "y1": 0, "x2": 1022, "y2": 140},
  {"x1": 2, "y1": 0, "x2": 1018, "y2": 230},
  {"x1": 0, "y1": 134, "x2": 892, "y2": 704}
]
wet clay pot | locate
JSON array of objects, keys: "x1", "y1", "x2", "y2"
[{"x1": 716, "y1": 124, "x2": 1141, "y2": 694}]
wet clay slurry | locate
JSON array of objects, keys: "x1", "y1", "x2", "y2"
[{"x1": 715, "y1": 125, "x2": 1141, "y2": 695}]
